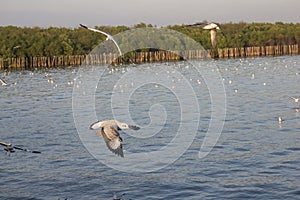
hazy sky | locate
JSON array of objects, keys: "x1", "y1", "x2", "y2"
[{"x1": 1, "y1": 0, "x2": 299, "y2": 27}]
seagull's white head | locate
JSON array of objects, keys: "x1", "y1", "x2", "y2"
[{"x1": 117, "y1": 122, "x2": 130, "y2": 130}]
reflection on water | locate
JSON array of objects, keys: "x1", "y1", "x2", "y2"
[{"x1": 0, "y1": 56, "x2": 300, "y2": 199}]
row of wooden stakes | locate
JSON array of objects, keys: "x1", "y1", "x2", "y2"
[{"x1": 0, "y1": 44, "x2": 298, "y2": 70}]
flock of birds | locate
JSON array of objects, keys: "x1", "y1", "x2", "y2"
[
  {"x1": 2, "y1": 79, "x2": 298, "y2": 157},
  {"x1": 0, "y1": 23, "x2": 299, "y2": 200},
  {"x1": 1, "y1": 22, "x2": 299, "y2": 158}
]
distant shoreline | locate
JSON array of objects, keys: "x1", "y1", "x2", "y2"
[
  {"x1": 0, "y1": 22, "x2": 299, "y2": 61},
  {"x1": 1, "y1": 44, "x2": 299, "y2": 70}
]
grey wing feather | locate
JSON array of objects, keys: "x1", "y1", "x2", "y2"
[
  {"x1": 186, "y1": 22, "x2": 204, "y2": 27},
  {"x1": 0, "y1": 141, "x2": 9, "y2": 147},
  {"x1": 14, "y1": 146, "x2": 41, "y2": 153},
  {"x1": 102, "y1": 127, "x2": 124, "y2": 157},
  {"x1": 13, "y1": 146, "x2": 25, "y2": 151}
]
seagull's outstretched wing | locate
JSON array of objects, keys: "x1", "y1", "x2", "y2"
[
  {"x1": 79, "y1": 24, "x2": 122, "y2": 56},
  {"x1": 102, "y1": 126, "x2": 124, "y2": 157},
  {"x1": 0, "y1": 141, "x2": 9, "y2": 147},
  {"x1": 89, "y1": 120, "x2": 101, "y2": 130},
  {"x1": 13, "y1": 146, "x2": 41, "y2": 154},
  {"x1": 186, "y1": 22, "x2": 206, "y2": 27},
  {"x1": 203, "y1": 23, "x2": 220, "y2": 30},
  {"x1": 187, "y1": 22, "x2": 221, "y2": 27}
]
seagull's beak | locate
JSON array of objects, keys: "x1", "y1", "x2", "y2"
[
  {"x1": 89, "y1": 121, "x2": 101, "y2": 130},
  {"x1": 128, "y1": 125, "x2": 140, "y2": 130}
]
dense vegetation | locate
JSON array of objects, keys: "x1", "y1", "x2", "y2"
[{"x1": 0, "y1": 22, "x2": 299, "y2": 58}]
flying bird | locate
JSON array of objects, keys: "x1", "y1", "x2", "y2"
[
  {"x1": 89, "y1": 120, "x2": 140, "y2": 157},
  {"x1": 188, "y1": 22, "x2": 224, "y2": 48},
  {"x1": 0, "y1": 141, "x2": 41, "y2": 154},
  {"x1": 80, "y1": 24, "x2": 122, "y2": 56}
]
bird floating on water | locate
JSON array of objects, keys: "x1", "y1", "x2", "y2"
[
  {"x1": 89, "y1": 120, "x2": 140, "y2": 157},
  {"x1": 79, "y1": 24, "x2": 122, "y2": 56},
  {"x1": 0, "y1": 141, "x2": 41, "y2": 154},
  {"x1": 112, "y1": 193, "x2": 126, "y2": 200},
  {"x1": 278, "y1": 117, "x2": 284, "y2": 123}
]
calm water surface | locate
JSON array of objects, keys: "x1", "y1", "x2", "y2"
[{"x1": 1, "y1": 56, "x2": 300, "y2": 199}]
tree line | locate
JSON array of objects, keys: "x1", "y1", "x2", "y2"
[{"x1": 0, "y1": 22, "x2": 299, "y2": 58}]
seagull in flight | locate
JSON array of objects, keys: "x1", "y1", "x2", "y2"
[
  {"x1": 89, "y1": 120, "x2": 140, "y2": 157},
  {"x1": 80, "y1": 24, "x2": 122, "y2": 56},
  {"x1": 0, "y1": 141, "x2": 41, "y2": 154},
  {"x1": 187, "y1": 22, "x2": 225, "y2": 52}
]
